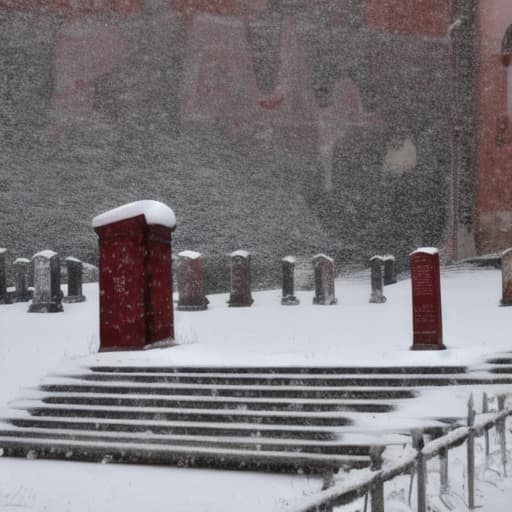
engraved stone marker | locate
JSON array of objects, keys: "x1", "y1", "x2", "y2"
[
  {"x1": 28, "y1": 250, "x2": 63, "y2": 313},
  {"x1": 63, "y1": 257, "x2": 86, "y2": 303},
  {"x1": 93, "y1": 200, "x2": 176, "y2": 351},
  {"x1": 281, "y1": 256, "x2": 300, "y2": 305},
  {"x1": 228, "y1": 250, "x2": 254, "y2": 307},
  {"x1": 312, "y1": 254, "x2": 337, "y2": 305},
  {"x1": 500, "y1": 248, "x2": 512, "y2": 306},
  {"x1": 14, "y1": 257, "x2": 32, "y2": 302},
  {"x1": 410, "y1": 248, "x2": 445, "y2": 350},
  {"x1": 369, "y1": 255, "x2": 387, "y2": 304},
  {"x1": 0, "y1": 248, "x2": 11, "y2": 304},
  {"x1": 177, "y1": 250, "x2": 209, "y2": 311},
  {"x1": 383, "y1": 255, "x2": 397, "y2": 285}
]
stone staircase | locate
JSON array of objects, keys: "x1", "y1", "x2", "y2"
[{"x1": 1, "y1": 362, "x2": 511, "y2": 474}]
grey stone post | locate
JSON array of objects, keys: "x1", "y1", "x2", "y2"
[
  {"x1": 14, "y1": 258, "x2": 32, "y2": 302},
  {"x1": 228, "y1": 250, "x2": 253, "y2": 307},
  {"x1": 369, "y1": 256, "x2": 387, "y2": 304},
  {"x1": 0, "y1": 248, "x2": 11, "y2": 304},
  {"x1": 64, "y1": 257, "x2": 86, "y2": 303},
  {"x1": 281, "y1": 256, "x2": 299, "y2": 305},
  {"x1": 28, "y1": 250, "x2": 63, "y2": 313},
  {"x1": 312, "y1": 254, "x2": 337, "y2": 305},
  {"x1": 177, "y1": 250, "x2": 208, "y2": 311},
  {"x1": 383, "y1": 254, "x2": 397, "y2": 285}
]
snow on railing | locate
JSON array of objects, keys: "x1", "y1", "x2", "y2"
[{"x1": 292, "y1": 393, "x2": 512, "y2": 512}]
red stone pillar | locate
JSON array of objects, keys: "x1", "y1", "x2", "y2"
[
  {"x1": 228, "y1": 250, "x2": 253, "y2": 307},
  {"x1": 410, "y1": 248, "x2": 445, "y2": 350},
  {"x1": 500, "y1": 248, "x2": 512, "y2": 306},
  {"x1": 93, "y1": 201, "x2": 176, "y2": 351}
]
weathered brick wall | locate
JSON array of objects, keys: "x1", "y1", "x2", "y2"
[{"x1": 0, "y1": 1, "x2": 456, "y2": 284}]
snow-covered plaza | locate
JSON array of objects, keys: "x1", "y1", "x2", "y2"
[{"x1": 1, "y1": 265, "x2": 512, "y2": 511}]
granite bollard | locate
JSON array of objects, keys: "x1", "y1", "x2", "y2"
[
  {"x1": 28, "y1": 250, "x2": 63, "y2": 313},
  {"x1": 281, "y1": 256, "x2": 300, "y2": 305},
  {"x1": 14, "y1": 258, "x2": 32, "y2": 302},
  {"x1": 312, "y1": 254, "x2": 337, "y2": 305},
  {"x1": 500, "y1": 248, "x2": 512, "y2": 306},
  {"x1": 410, "y1": 248, "x2": 445, "y2": 350},
  {"x1": 228, "y1": 250, "x2": 253, "y2": 307},
  {"x1": 383, "y1": 255, "x2": 397, "y2": 285},
  {"x1": 177, "y1": 250, "x2": 209, "y2": 311},
  {"x1": 63, "y1": 257, "x2": 86, "y2": 303},
  {"x1": 0, "y1": 248, "x2": 11, "y2": 304},
  {"x1": 93, "y1": 200, "x2": 176, "y2": 351},
  {"x1": 369, "y1": 255, "x2": 387, "y2": 304}
]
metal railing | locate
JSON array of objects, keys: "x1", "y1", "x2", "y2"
[{"x1": 293, "y1": 393, "x2": 511, "y2": 512}]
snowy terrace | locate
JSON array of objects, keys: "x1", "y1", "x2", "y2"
[{"x1": 1, "y1": 264, "x2": 512, "y2": 511}]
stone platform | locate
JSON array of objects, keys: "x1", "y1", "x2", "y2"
[{"x1": 1, "y1": 358, "x2": 512, "y2": 474}]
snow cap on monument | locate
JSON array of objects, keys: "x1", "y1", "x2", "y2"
[
  {"x1": 410, "y1": 247, "x2": 439, "y2": 256},
  {"x1": 92, "y1": 200, "x2": 176, "y2": 229}
]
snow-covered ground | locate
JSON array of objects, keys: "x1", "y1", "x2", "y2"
[{"x1": 1, "y1": 265, "x2": 512, "y2": 511}]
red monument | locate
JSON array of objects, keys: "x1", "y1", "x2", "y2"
[
  {"x1": 410, "y1": 248, "x2": 445, "y2": 350},
  {"x1": 93, "y1": 200, "x2": 176, "y2": 351}
]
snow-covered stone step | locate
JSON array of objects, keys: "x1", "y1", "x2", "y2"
[
  {"x1": 39, "y1": 381, "x2": 418, "y2": 400},
  {"x1": 0, "y1": 435, "x2": 371, "y2": 473},
  {"x1": 488, "y1": 366, "x2": 512, "y2": 373},
  {"x1": 37, "y1": 392, "x2": 396, "y2": 413},
  {"x1": 89, "y1": 365, "x2": 468, "y2": 375},
  {"x1": 487, "y1": 356, "x2": 512, "y2": 365},
  {"x1": 0, "y1": 426, "x2": 376, "y2": 455},
  {"x1": 68, "y1": 371, "x2": 512, "y2": 387},
  {"x1": 4, "y1": 414, "x2": 446, "y2": 439},
  {"x1": 20, "y1": 402, "x2": 355, "y2": 427},
  {"x1": 5, "y1": 415, "x2": 341, "y2": 440}
]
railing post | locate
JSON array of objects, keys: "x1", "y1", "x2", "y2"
[
  {"x1": 498, "y1": 395, "x2": 507, "y2": 477},
  {"x1": 438, "y1": 429, "x2": 449, "y2": 495},
  {"x1": 412, "y1": 431, "x2": 427, "y2": 512},
  {"x1": 370, "y1": 446, "x2": 385, "y2": 512},
  {"x1": 482, "y1": 392, "x2": 490, "y2": 465},
  {"x1": 467, "y1": 394, "x2": 476, "y2": 510},
  {"x1": 316, "y1": 472, "x2": 335, "y2": 512}
]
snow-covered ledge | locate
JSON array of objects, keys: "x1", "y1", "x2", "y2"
[{"x1": 92, "y1": 200, "x2": 176, "y2": 229}]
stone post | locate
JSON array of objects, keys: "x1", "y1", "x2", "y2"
[
  {"x1": 93, "y1": 200, "x2": 176, "y2": 351},
  {"x1": 228, "y1": 250, "x2": 253, "y2": 307},
  {"x1": 28, "y1": 250, "x2": 63, "y2": 313},
  {"x1": 369, "y1": 256, "x2": 387, "y2": 304},
  {"x1": 14, "y1": 258, "x2": 32, "y2": 302},
  {"x1": 410, "y1": 248, "x2": 445, "y2": 350},
  {"x1": 467, "y1": 394, "x2": 476, "y2": 509},
  {"x1": 412, "y1": 431, "x2": 427, "y2": 512},
  {"x1": 383, "y1": 255, "x2": 397, "y2": 285},
  {"x1": 0, "y1": 248, "x2": 11, "y2": 304},
  {"x1": 177, "y1": 250, "x2": 208, "y2": 311},
  {"x1": 312, "y1": 254, "x2": 337, "y2": 305},
  {"x1": 63, "y1": 257, "x2": 86, "y2": 303},
  {"x1": 500, "y1": 248, "x2": 512, "y2": 306},
  {"x1": 369, "y1": 446, "x2": 385, "y2": 512},
  {"x1": 281, "y1": 256, "x2": 299, "y2": 305}
]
